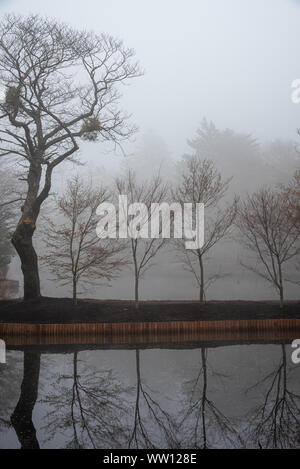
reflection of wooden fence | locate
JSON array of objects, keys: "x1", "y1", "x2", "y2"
[{"x1": 1, "y1": 318, "x2": 300, "y2": 346}]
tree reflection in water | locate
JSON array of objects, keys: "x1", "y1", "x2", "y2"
[
  {"x1": 4, "y1": 343, "x2": 300, "y2": 449},
  {"x1": 41, "y1": 351, "x2": 130, "y2": 448},
  {"x1": 246, "y1": 344, "x2": 300, "y2": 449},
  {"x1": 129, "y1": 349, "x2": 179, "y2": 449},
  {"x1": 180, "y1": 348, "x2": 243, "y2": 449},
  {"x1": 10, "y1": 351, "x2": 41, "y2": 449}
]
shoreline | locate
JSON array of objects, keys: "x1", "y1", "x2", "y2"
[{"x1": 0, "y1": 297, "x2": 299, "y2": 324}]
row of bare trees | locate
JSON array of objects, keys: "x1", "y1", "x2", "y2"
[
  {"x1": 40, "y1": 158, "x2": 299, "y2": 307},
  {"x1": 0, "y1": 14, "x2": 298, "y2": 305}
]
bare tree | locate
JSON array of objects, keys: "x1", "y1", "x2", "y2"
[
  {"x1": 0, "y1": 14, "x2": 141, "y2": 300},
  {"x1": 115, "y1": 170, "x2": 168, "y2": 308},
  {"x1": 42, "y1": 177, "x2": 126, "y2": 305},
  {"x1": 174, "y1": 157, "x2": 238, "y2": 302},
  {"x1": 237, "y1": 188, "x2": 300, "y2": 307},
  {"x1": 281, "y1": 170, "x2": 300, "y2": 235}
]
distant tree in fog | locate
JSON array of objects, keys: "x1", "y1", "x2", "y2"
[
  {"x1": 0, "y1": 205, "x2": 13, "y2": 278},
  {"x1": 261, "y1": 140, "x2": 299, "y2": 185},
  {"x1": 186, "y1": 119, "x2": 262, "y2": 193},
  {"x1": 189, "y1": 121, "x2": 298, "y2": 191},
  {"x1": 121, "y1": 132, "x2": 175, "y2": 182},
  {"x1": 237, "y1": 188, "x2": 300, "y2": 307},
  {"x1": 42, "y1": 177, "x2": 126, "y2": 305},
  {"x1": 115, "y1": 170, "x2": 168, "y2": 308},
  {"x1": 0, "y1": 169, "x2": 16, "y2": 280},
  {"x1": 0, "y1": 14, "x2": 141, "y2": 301},
  {"x1": 174, "y1": 157, "x2": 238, "y2": 302},
  {"x1": 281, "y1": 170, "x2": 300, "y2": 235}
]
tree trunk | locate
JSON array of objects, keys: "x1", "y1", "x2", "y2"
[
  {"x1": 11, "y1": 161, "x2": 44, "y2": 301},
  {"x1": 12, "y1": 220, "x2": 40, "y2": 301},
  {"x1": 135, "y1": 275, "x2": 139, "y2": 310},
  {"x1": 277, "y1": 258, "x2": 284, "y2": 309},
  {"x1": 73, "y1": 279, "x2": 77, "y2": 306},
  {"x1": 279, "y1": 285, "x2": 284, "y2": 309},
  {"x1": 198, "y1": 252, "x2": 205, "y2": 303}
]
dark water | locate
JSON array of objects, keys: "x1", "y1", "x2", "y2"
[{"x1": 0, "y1": 342, "x2": 299, "y2": 449}]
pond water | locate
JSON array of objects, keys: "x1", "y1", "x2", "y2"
[{"x1": 0, "y1": 341, "x2": 299, "y2": 449}]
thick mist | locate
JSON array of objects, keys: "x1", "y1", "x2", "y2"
[{"x1": 1, "y1": 0, "x2": 299, "y2": 301}]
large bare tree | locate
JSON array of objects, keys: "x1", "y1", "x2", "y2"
[
  {"x1": 174, "y1": 157, "x2": 238, "y2": 302},
  {"x1": 237, "y1": 188, "x2": 300, "y2": 307},
  {"x1": 42, "y1": 177, "x2": 126, "y2": 305},
  {"x1": 0, "y1": 14, "x2": 141, "y2": 300}
]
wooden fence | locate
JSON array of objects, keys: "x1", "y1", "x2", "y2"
[{"x1": 0, "y1": 318, "x2": 300, "y2": 346}]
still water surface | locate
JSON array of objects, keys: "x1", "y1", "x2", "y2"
[{"x1": 0, "y1": 342, "x2": 299, "y2": 449}]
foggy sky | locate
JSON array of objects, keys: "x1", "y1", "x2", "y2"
[{"x1": 1, "y1": 0, "x2": 300, "y2": 158}]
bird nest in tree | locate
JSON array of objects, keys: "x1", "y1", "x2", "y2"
[
  {"x1": 5, "y1": 86, "x2": 21, "y2": 114},
  {"x1": 80, "y1": 117, "x2": 102, "y2": 141},
  {"x1": 5, "y1": 86, "x2": 20, "y2": 105}
]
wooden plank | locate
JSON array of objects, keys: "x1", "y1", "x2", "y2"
[{"x1": 0, "y1": 318, "x2": 299, "y2": 345}]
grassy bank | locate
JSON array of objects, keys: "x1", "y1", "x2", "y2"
[{"x1": 0, "y1": 297, "x2": 299, "y2": 324}]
